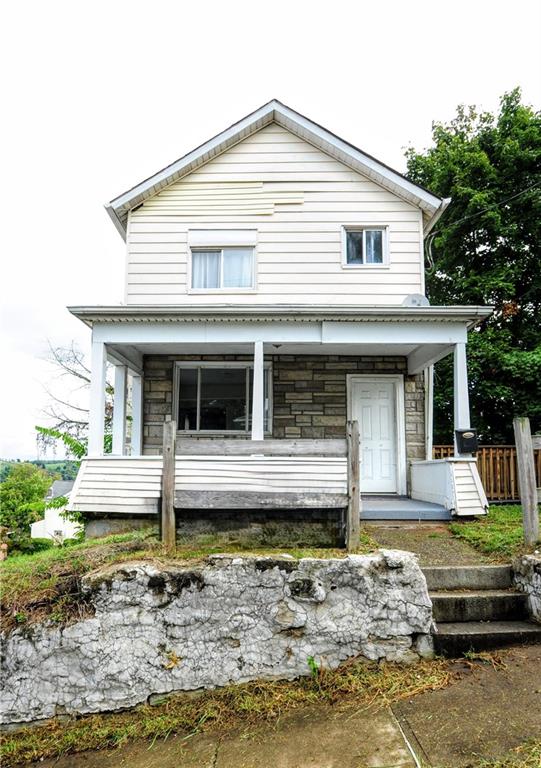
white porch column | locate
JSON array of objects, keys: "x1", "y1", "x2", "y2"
[
  {"x1": 112, "y1": 365, "x2": 128, "y2": 455},
  {"x1": 453, "y1": 342, "x2": 471, "y2": 456},
  {"x1": 88, "y1": 340, "x2": 108, "y2": 456},
  {"x1": 251, "y1": 341, "x2": 265, "y2": 440},
  {"x1": 131, "y1": 374, "x2": 144, "y2": 456}
]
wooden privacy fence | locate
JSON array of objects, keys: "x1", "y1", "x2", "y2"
[{"x1": 433, "y1": 445, "x2": 541, "y2": 502}]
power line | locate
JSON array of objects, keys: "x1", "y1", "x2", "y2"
[{"x1": 425, "y1": 181, "x2": 541, "y2": 271}]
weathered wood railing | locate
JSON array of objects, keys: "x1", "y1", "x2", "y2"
[
  {"x1": 161, "y1": 420, "x2": 361, "y2": 551},
  {"x1": 433, "y1": 444, "x2": 541, "y2": 502}
]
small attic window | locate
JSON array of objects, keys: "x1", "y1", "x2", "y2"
[{"x1": 343, "y1": 227, "x2": 388, "y2": 267}]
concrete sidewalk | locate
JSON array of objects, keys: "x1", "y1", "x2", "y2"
[
  {"x1": 393, "y1": 644, "x2": 541, "y2": 766},
  {"x1": 36, "y1": 644, "x2": 541, "y2": 768},
  {"x1": 37, "y1": 705, "x2": 417, "y2": 768}
]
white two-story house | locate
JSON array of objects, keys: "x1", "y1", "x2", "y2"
[{"x1": 68, "y1": 100, "x2": 490, "y2": 535}]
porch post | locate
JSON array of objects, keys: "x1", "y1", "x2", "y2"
[
  {"x1": 453, "y1": 342, "x2": 471, "y2": 456},
  {"x1": 131, "y1": 374, "x2": 143, "y2": 456},
  {"x1": 88, "y1": 340, "x2": 107, "y2": 456},
  {"x1": 112, "y1": 365, "x2": 128, "y2": 455},
  {"x1": 251, "y1": 341, "x2": 264, "y2": 440}
]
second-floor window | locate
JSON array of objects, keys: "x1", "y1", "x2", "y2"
[
  {"x1": 344, "y1": 227, "x2": 387, "y2": 266},
  {"x1": 191, "y1": 247, "x2": 255, "y2": 290}
]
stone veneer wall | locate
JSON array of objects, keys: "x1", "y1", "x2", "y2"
[
  {"x1": 1, "y1": 552, "x2": 433, "y2": 725},
  {"x1": 514, "y1": 555, "x2": 541, "y2": 623},
  {"x1": 142, "y1": 354, "x2": 426, "y2": 466}
]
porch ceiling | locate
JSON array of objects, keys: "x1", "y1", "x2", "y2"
[{"x1": 107, "y1": 341, "x2": 453, "y2": 376}]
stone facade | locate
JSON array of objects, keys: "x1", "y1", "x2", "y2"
[
  {"x1": 0, "y1": 552, "x2": 433, "y2": 725},
  {"x1": 142, "y1": 354, "x2": 426, "y2": 466}
]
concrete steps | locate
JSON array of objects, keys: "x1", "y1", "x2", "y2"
[
  {"x1": 432, "y1": 621, "x2": 541, "y2": 656},
  {"x1": 422, "y1": 564, "x2": 541, "y2": 656},
  {"x1": 431, "y1": 590, "x2": 528, "y2": 623}
]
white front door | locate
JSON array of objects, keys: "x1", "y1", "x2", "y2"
[{"x1": 350, "y1": 378, "x2": 398, "y2": 493}]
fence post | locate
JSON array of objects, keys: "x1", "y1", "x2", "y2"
[
  {"x1": 513, "y1": 417, "x2": 539, "y2": 547},
  {"x1": 161, "y1": 418, "x2": 177, "y2": 552},
  {"x1": 346, "y1": 420, "x2": 361, "y2": 552}
]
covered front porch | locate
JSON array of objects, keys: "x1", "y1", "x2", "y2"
[{"x1": 69, "y1": 305, "x2": 491, "y2": 525}]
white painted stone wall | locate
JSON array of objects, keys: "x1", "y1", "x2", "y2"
[
  {"x1": 514, "y1": 554, "x2": 541, "y2": 622},
  {"x1": 0, "y1": 551, "x2": 433, "y2": 725}
]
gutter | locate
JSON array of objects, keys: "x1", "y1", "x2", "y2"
[{"x1": 424, "y1": 197, "x2": 451, "y2": 237}]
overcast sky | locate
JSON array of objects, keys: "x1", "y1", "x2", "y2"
[{"x1": 1, "y1": 0, "x2": 540, "y2": 459}]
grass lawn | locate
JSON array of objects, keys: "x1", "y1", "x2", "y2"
[{"x1": 449, "y1": 504, "x2": 541, "y2": 561}]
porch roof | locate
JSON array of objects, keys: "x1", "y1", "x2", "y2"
[
  {"x1": 69, "y1": 304, "x2": 492, "y2": 329},
  {"x1": 70, "y1": 304, "x2": 492, "y2": 377}
]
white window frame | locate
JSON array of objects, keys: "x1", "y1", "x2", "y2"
[
  {"x1": 341, "y1": 225, "x2": 390, "y2": 269},
  {"x1": 173, "y1": 361, "x2": 273, "y2": 435},
  {"x1": 188, "y1": 246, "x2": 257, "y2": 293}
]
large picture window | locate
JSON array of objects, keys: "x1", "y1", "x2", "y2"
[
  {"x1": 191, "y1": 248, "x2": 255, "y2": 290},
  {"x1": 175, "y1": 363, "x2": 271, "y2": 433}
]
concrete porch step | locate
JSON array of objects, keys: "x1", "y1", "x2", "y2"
[
  {"x1": 431, "y1": 590, "x2": 528, "y2": 623},
  {"x1": 433, "y1": 621, "x2": 541, "y2": 656},
  {"x1": 422, "y1": 565, "x2": 513, "y2": 591},
  {"x1": 361, "y1": 495, "x2": 451, "y2": 521}
]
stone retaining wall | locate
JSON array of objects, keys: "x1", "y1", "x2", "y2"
[
  {"x1": 514, "y1": 555, "x2": 541, "y2": 622},
  {"x1": 1, "y1": 551, "x2": 433, "y2": 725}
]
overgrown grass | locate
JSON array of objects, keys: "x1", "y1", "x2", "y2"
[
  {"x1": 0, "y1": 657, "x2": 455, "y2": 767},
  {"x1": 449, "y1": 505, "x2": 540, "y2": 561},
  {"x1": 472, "y1": 740, "x2": 541, "y2": 767},
  {"x1": 0, "y1": 527, "x2": 378, "y2": 631}
]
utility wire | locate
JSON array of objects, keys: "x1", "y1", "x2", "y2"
[{"x1": 425, "y1": 181, "x2": 541, "y2": 272}]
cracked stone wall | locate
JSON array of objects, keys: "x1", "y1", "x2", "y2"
[
  {"x1": 1, "y1": 551, "x2": 433, "y2": 725},
  {"x1": 514, "y1": 555, "x2": 541, "y2": 622}
]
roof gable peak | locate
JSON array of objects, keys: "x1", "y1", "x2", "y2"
[{"x1": 106, "y1": 100, "x2": 447, "y2": 239}]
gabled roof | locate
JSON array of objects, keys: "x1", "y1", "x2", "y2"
[
  {"x1": 106, "y1": 99, "x2": 449, "y2": 240},
  {"x1": 46, "y1": 480, "x2": 75, "y2": 499}
]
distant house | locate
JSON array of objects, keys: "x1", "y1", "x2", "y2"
[
  {"x1": 31, "y1": 480, "x2": 81, "y2": 542},
  {"x1": 67, "y1": 100, "x2": 490, "y2": 532}
]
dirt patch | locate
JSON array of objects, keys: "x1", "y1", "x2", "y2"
[
  {"x1": 366, "y1": 524, "x2": 493, "y2": 566},
  {"x1": 393, "y1": 644, "x2": 541, "y2": 766}
]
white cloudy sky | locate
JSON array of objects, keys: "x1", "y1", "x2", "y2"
[{"x1": 1, "y1": 0, "x2": 540, "y2": 459}]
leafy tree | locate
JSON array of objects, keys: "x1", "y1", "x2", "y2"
[
  {"x1": 0, "y1": 463, "x2": 55, "y2": 551},
  {"x1": 406, "y1": 89, "x2": 541, "y2": 443}
]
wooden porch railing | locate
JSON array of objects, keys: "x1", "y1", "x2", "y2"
[
  {"x1": 161, "y1": 420, "x2": 361, "y2": 552},
  {"x1": 433, "y1": 445, "x2": 541, "y2": 502}
]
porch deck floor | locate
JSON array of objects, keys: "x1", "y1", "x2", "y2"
[{"x1": 361, "y1": 495, "x2": 451, "y2": 521}]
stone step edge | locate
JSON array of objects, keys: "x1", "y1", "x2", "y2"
[
  {"x1": 433, "y1": 620, "x2": 541, "y2": 635},
  {"x1": 429, "y1": 589, "x2": 525, "y2": 598}
]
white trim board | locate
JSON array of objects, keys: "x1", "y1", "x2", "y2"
[{"x1": 347, "y1": 374, "x2": 407, "y2": 496}]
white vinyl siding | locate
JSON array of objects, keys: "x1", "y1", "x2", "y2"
[{"x1": 126, "y1": 124, "x2": 424, "y2": 305}]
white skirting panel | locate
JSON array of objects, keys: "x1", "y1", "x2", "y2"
[
  {"x1": 68, "y1": 455, "x2": 348, "y2": 515},
  {"x1": 410, "y1": 458, "x2": 488, "y2": 516},
  {"x1": 175, "y1": 456, "x2": 347, "y2": 493}
]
